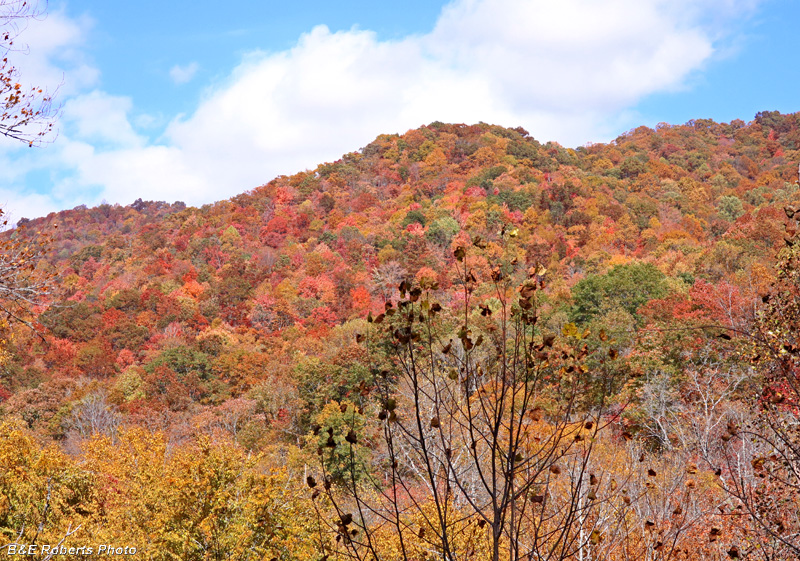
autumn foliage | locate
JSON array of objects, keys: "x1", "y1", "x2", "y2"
[{"x1": 0, "y1": 112, "x2": 799, "y2": 557}]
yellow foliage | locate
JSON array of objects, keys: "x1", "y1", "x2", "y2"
[{"x1": 0, "y1": 422, "x2": 322, "y2": 560}]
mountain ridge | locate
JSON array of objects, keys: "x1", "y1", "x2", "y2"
[{"x1": 0, "y1": 112, "x2": 798, "y2": 431}]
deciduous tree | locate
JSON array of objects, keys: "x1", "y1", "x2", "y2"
[
  {"x1": 0, "y1": 0, "x2": 58, "y2": 145},
  {"x1": 312, "y1": 239, "x2": 623, "y2": 561}
]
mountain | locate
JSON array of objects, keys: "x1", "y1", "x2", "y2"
[
  {"x1": 2, "y1": 113, "x2": 798, "y2": 436},
  {"x1": 1, "y1": 112, "x2": 799, "y2": 557}
]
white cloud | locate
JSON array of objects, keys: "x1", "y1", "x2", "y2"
[
  {"x1": 57, "y1": 143, "x2": 209, "y2": 205},
  {"x1": 147, "y1": 0, "x2": 736, "y2": 204},
  {"x1": 5, "y1": 8, "x2": 97, "y2": 96},
  {"x1": 0, "y1": 189, "x2": 62, "y2": 224},
  {"x1": 0, "y1": 7, "x2": 98, "y2": 219},
  {"x1": 0, "y1": 0, "x2": 766, "y2": 217},
  {"x1": 63, "y1": 91, "x2": 143, "y2": 147},
  {"x1": 169, "y1": 62, "x2": 199, "y2": 84}
]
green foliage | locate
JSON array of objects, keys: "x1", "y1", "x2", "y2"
[
  {"x1": 571, "y1": 262, "x2": 669, "y2": 324},
  {"x1": 487, "y1": 187, "x2": 535, "y2": 212},
  {"x1": 466, "y1": 165, "x2": 506, "y2": 189},
  {"x1": 106, "y1": 317, "x2": 149, "y2": 351},
  {"x1": 717, "y1": 195, "x2": 745, "y2": 221},
  {"x1": 294, "y1": 356, "x2": 372, "y2": 425},
  {"x1": 426, "y1": 216, "x2": 460, "y2": 246},
  {"x1": 755, "y1": 109, "x2": 792, "y2": 132},
  {"x1": 145, "y1": 347, "x2": 211, "y2": 379},
  {"x1": 402, "y1": 209, "x2": 427, "y2": 227},
  {"x1": 309, "y1": 401, "x2": 371, "y2": 485},
  {"x1": 114, "y1": 366, "x2": 146, "y2": 402},
  {"x1": 40, "y1": 303, "x2": 101, "y2": 342},
  {"x1": 620, "y1": 157, "x2": 646, "y2": 178},
  {"x1": 69, "y1": 244, "x2": 103, "y2": 266},
  {"x1": 105, "y1": 288, "x2": 141, "y2": 311},
  {"x1": 507, "y1": 139, "x2": 540, "y2": 160}
]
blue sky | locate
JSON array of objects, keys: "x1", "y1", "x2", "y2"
[{"x1": 0, "y1": 0, "x2": 798, "y2": 221}]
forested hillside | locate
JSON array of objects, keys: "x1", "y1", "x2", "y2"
[{"x1": 1, "y1": 112, "x2": 800, "y2": 559}]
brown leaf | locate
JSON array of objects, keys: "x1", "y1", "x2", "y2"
[{"x1": 528, "y1": 407, "x2": 543, "y2": 422}]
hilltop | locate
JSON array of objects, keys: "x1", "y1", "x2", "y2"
[
  {"x1": 1, "y1": 112, "x2": 800, "y2": 557},
  {"x1": 1, "y1": 113, "x2": 798, "y2": 437}
]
